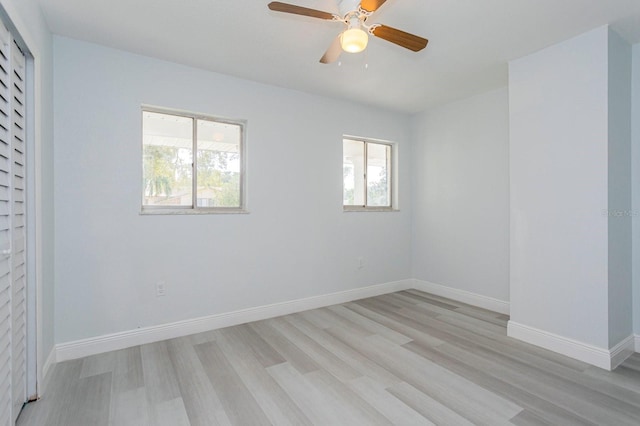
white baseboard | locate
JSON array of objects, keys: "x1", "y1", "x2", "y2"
[
  {"x1": 45, "y1": 278, "x2": 639, "y2": 373},
  {"x1": 610, "y1": 335, "x2": 636, "y2": 369},
  {"x1": 55, "y1": 279, "x2": 414, "y2": 362},
  {"x1": 508, "y1": 321, "x2": 635, "y2": 370},
  {"x1": 413, "y1": 279, "x2": 510, "y2": 315}
]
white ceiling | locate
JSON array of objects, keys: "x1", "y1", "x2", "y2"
[{"x1": 37, "y1": 0, "x2": 640, "y2": 113}]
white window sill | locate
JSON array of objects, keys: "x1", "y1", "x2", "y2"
[
  {"x1": 140, "y1": 208, "x2": 249, "y2": 216},
  {"x1": 343, "y1": 207, "x2": 399, "y2": 212}
]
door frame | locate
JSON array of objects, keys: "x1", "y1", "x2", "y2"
[{"x1": 25, "y1": 43, "x2": 37, "y2": 401}]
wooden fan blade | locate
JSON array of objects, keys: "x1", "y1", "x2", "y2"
[
  {"x1": 360, "y1": 0, "x2": 388, "y2": 13},
  {"x1": 371, "y1": 24, "x2": 428, "y2": 52},
  {"x1": 268, "y1": 2, "x2": 335, "y2": 20},
  {"x1": 320, "y1": 36, "x2": 342, "y2": 64}
]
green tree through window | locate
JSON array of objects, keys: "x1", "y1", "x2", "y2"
[{"x1": 142, "y1": 109, "x2": 245, "y2": 211}]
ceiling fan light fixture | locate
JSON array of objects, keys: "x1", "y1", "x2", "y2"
[
  {"x1": 267, "y1": 1, "x2": 429, "y2": 64},
  {"x1": 340, "y1": 27, "x2": 368, "y2": 53}
]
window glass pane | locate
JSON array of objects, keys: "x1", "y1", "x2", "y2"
[
  {"x1": 196, "y1": 119, "x2": 241, "y2": 208},
  {"x1": 366, "y1": 142, "x2": 390, "y2": 207},
  {"x1": 343, "y1": 139, "x2": 365, "y2": 206},
  {"x1": 143, "y1": 111, "x2": 193, "y2": 206}
]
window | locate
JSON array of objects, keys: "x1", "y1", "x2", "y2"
[
  {"x1": 343, "y1": 137, "x2": 393, "y2": 210},
  {"x1": 142, "y1": 108, "x2": 245, "y2": 213}
]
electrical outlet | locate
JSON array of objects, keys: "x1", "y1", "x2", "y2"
[{"x1": 156, "y1": 281, "x2": 166, "y2": 297}]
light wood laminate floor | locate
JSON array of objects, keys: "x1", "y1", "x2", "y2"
[{"x1": 17, "y1": 290, "x2": 640, "y2": 425}]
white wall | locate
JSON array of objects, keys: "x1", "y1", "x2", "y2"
[
  {"x1": 53, "y1": 37, "x2": 412, "y2": 344},
  {"x1": 509, "y1": 26, "x2": 632, "y2": 350},
  {"x1": 509, "y1": 27, "x2": 610, "y2": 348},
  {"x1": 633, "y1": 43, "x2": 640, "y2": 337},
  {"x1": 0, "y1": 0, "x2": 54, "y2": 382},
  {"x1": 607, "y1": 30, "x2": 633, "y2": 347},
  {"x1": 410, "y1": 88, "x2": 510, "y2": 302}
]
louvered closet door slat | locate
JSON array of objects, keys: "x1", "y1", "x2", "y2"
[
  {"x1": 0, "y1": 381, "x2": 9, "y2": 423},
  {"x1": 0, "y1": 113, "x2": 8, "y2": 139},
  {"x1": 0, "y1": 317, "x2": 8, "y2": 353},
  {"x1": 10, "y1": 39, "x2": 26, "y2": 424},
  {"x1": 0, "y1": 140, "x2": 8, "y2": 161},
  {"x1": 0, "y1": 194, "x2": 7, "y2": 215},
  {"x1": 12, "y1": 175, "x2": 22, "y2": 190},
  {"x1": 11, "y1": 151, "x2": 22, "y2": 168},
  {"x1": 0, "y1": 19, "x2": 10, "y2": 426},
  {"x1": 0, "y1": 349, "x2": 9, "y2": 382},
  {"x1": 0, "y1": 171, "x2": 8, "y2": 189}
]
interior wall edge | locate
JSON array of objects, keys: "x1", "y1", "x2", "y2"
[
  {"x1": 38, "y1": 347, "x2": 56, "y2": 396},
  {"x1": 632, "y1": 43, "x2": 640, "y2": 337}
]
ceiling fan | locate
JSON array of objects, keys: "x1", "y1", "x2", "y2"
[{"x1": 267, "y1": 0, "x2": 428, "y2": 64}]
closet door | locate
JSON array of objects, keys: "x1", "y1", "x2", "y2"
[
  {"x1": 0, "y1": 19, "x2": 27, "y2": 425},
  {"x1": 0, "y1": 20, "x2": 14, "y2": 426},
  {"x1": 10, "y1": 37, "x2": 26, "y2": 426}
]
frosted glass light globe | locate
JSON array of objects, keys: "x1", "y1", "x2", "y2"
[{"x1": 341, "y1": 28, "x2": 368, "y2": 53}]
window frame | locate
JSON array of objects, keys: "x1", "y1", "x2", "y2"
[
  {"x1": 141, "y1": 106, "x2": 247, "y2": 215},
  {"x1": 342, "y1": 136, "x2": 396, "y2": 212}
]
